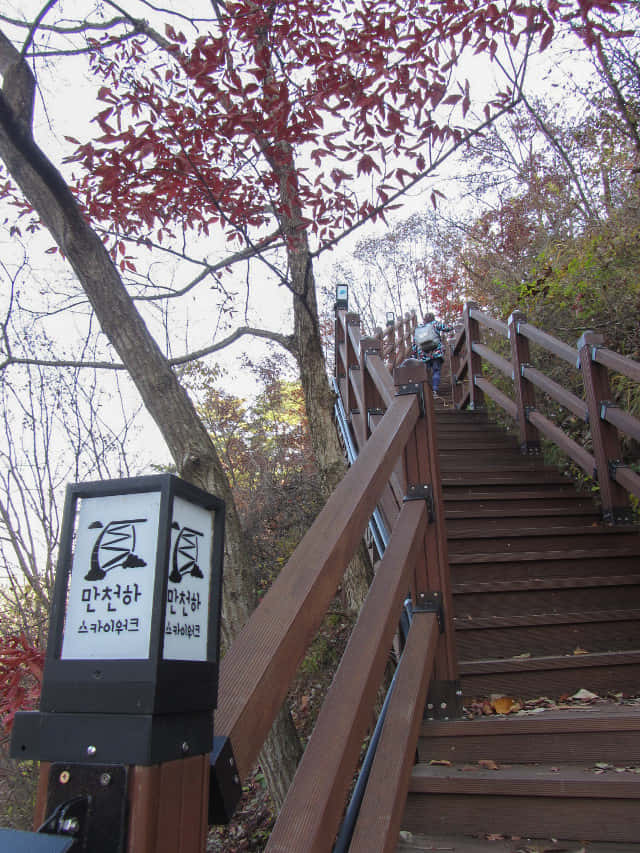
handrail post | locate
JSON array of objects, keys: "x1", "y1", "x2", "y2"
[
  {"x1": 463, "y1": 302, "x2": 485, "y2": 410},
  {"x1": 394, "y1": 362, "x2": 460, "y2": 720},
  {"x1": 508, "y1": 310, "x2": 540, "y2": 454},
  {"x1": 448, "y1": 326, "x2": 465, "y2": 409},
  {"x1": 360, "y1": 336, "x2": 384, "y2": 443},
  {"x1": 578, "y1": 331, "x2": 631, "y2": 524}
]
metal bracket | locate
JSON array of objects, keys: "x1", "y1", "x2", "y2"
[
  {"x1": 608, "y1": 459, "x2": 628, "y2": 478},
  {"x1": 209, "y1": 736, "x2": 242, "y2": 825},
  {"x1": 403, "y1": 484, "x2": 434, "y2": 522},
  {"x1": 367, "y1": 408, "x2": 385, "y2": 429},
  {"x1": 602, "y1": 506, "x2": 636, "y2": 526},
  {"x1": 395, "y1": 382, "x2": 425, "y2": 416},
  {"x1": 524, "y1": 405, "x2": 536, "y2": 420},
  {"x1": 600, "y1": 400, "x2": 619, "y2": 419},
  {"x1": 520, "y1": 440, "x2": 541, "y2": 456},
  {"x1": 42, "y1": 763, "x2": 128, "y2": 853},
  {"x1": 424, "y1": 679, "x2": 463, "y2": 721},
  {"x1": 413, "y1": 591, "x2": 444, "y2": 633}
]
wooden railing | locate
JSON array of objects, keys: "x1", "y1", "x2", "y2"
[
  {"x1": 450, "y1": 302, "x2": 640, "y2": 524},
  {"x1": 211, "y1": 306, "x2": 457, "y2": 852}
]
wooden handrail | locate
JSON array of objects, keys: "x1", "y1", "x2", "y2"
[
  {"x1": 455, "y1": 302, "x2": 640, "y2": 523},
  {"x1": 521, "y1": 365, "x2": 588, "y2": 421},
  {"x1": 469, "y1": 307, "x2": 508, "y2": 338},
  {"x1": 216, "y1": 390, "x2": 420, "y2": 779},
  {"x1": 349, "y1": 609, "x2": 439, "y2": 853},
  {"x1": 517, "y1": 321, "x2": 579, "y2": 366},
  {"x1": 265, "y1": 500, "x2": 428, "y2": 852},
  {"x1": 593, "y1": 346, "x2": 640, "y2": 383}
]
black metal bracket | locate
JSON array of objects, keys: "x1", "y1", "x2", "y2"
[
  {"x1": 520, "y1": 440, "x2": 541, "y2": 456},
  {"x1": 209, "y1": 736, "x2": 242, "y2": 825},
  {"x1": 413, "y1": 591, "x2": 444, "y2": 633},
  {"x1": 367, "y1": 408, "x2": 385, "y2": 429},
  {"x1": 524, "y1": 405, "x2": 536, "y2": 419},
  {"x1": 424, "y1": 679, "x2": 463, "y2": 721},
  {"x1": 395, "y1": 382, "x2": 425, "y2": 417},
  {"x1": 600, "y1": 400, "x2": 619, "y2": 419},
  {"x1": 403, "y1": 484, "x2": 434, "y2": 522},
  {"x1": 41, "y1": 763, "x2": 128, "y2": 853}
]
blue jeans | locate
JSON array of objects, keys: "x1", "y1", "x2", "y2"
[{"x1": 427, "y1": 358, "x2": 442, "y2": 394}]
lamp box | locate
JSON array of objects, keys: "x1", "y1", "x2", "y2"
[
  {"x1": 11, "y1": 474, "x2": 225, "y2": 766},
  {"x1": 386, "y1": 312, "x2": 395, "y2": 327},
  {"x1": 335, "y1": 284, "x2": 349, "y2": 311}
]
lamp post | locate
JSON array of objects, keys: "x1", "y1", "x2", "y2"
[{"x1": 9, "y1": 474, "x2": 225, "y2": 851}]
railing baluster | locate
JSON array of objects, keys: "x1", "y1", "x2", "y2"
[
  {"x1": 394, "y1": 361, "x2": 459, "y2": 717},
  {"x1": 578, "y1": 331, "x2": 631, "y2": 524},
  {"x1": 463, "y1": 302, "x2": 484, "y2": 410},
  {"x1": 509, "y1": 310, "x2": 540, "y2": 454}
]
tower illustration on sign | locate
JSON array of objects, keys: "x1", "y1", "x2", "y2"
[
  {"x1": 84, "y1": 518, "x2": 148, "y2": 581},
  {"x1": 169, "y1": 521, "x2": 204, "y2": 583}
]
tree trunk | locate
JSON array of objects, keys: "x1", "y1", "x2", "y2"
[{"x1": 0, "y1": 48, "x2": 300, "y2": 811}]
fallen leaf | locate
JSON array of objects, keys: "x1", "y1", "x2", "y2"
[
  {"x1": 513, "y1": 652, "x2": 531, "y2": 658},
  {"x1": 573, "y1": 646, "x2": 589, "y2": 655},
  {"x1": 570, "y1": 688, "x2": 599, "y2": 701},
  {"x1": 429, "y1": 759, "x2": 452, "y2": 766},
  {"x1": 492, "y1": 695, "x2": 517, "y2": 714},
  {"x1": 478, "y1": 758, "x2": 499, "y2": 770}
]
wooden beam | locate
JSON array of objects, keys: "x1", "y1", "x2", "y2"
[
  {"x1": 349, "y1": 611, "x2": 439, "y2": 853},
  {"x1": 265, "y1": 500, "x2": 428, "y2": 853},
  {"x1": 215, "y1": 392, "x2": 420, "y2": 780}
]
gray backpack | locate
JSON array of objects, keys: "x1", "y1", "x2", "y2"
[{"x1": 414, "y1": 322, "x2": 440, "y2": 353}]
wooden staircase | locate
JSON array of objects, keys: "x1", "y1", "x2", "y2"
[
  {"x1": 398, "y1": 395, "x2": 640, "y2": 850},
  {"x1": 436, "y1": 404, "x2": 640, "y2": 699}
]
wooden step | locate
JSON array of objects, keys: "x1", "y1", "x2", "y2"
[
  {"x1": 458, "y1": 649, "x2": 640, "y2": 698},
  {"x1": 397, "y1": 833, "x2": 640, "y2": 852},
  {"x1": 441, "y1": 471, "x2": 569, "y2": 486},
  {"x1": 442, "y1": 483, "x2": 583, "y2": 500},
  {"x1": 446, "y1": 516, "x2": 613, "y2": 538},
  {"x1": 455, "y1": 614, "x2": 640, "y2": 659},
  {"x1": 450, "y1": 556, "x2": 640, "y2": 585},
  {"x1": 445, "y1": 498, "x2": 597, "y2": 518},
  {"x1": 417, "y1": 707, "x2": 640, "y2": 764},
  {"x1": 448, "y1": 533, "x2": 640, "y2": 561},
  {"x1": 404, "y1": 761, "x2": 640, "y2": 842}
]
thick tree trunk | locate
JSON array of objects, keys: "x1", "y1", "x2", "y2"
[
  {"x1": 0, "y1": 49, "x2": 300, "y2": 811},
  {"x1": 289, "y1": 245, "x2": 373, "y2": 609}
]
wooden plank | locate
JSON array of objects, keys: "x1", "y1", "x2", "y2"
[
  {"x1": 216, "y1": 391, "x2": 419, "y2": 780},
  {"x1": 403, "y1": 791, "x2": 640, "y2": 842},
  {"x1": 471, "y1": 342, "x2": 512, "y2": 377},
  {"x1": 33, "y1": 762, "x2": 50, "y2": 828},
  {"x1": 265, "y1": 499, "x2": 428, "y2": 853},
  {"x1": 594, "y1": 346, "x2": 640, "y2": 383},
  {"x1": 516, "y1": 321, "x2": 579, "y2": 366},
  {"x1": 409, "y1": 761, "x2": 640, "y2": 798},
  {"x1": 473, "y1": 377, "x2": 517, "y2": 419},
  {"x1": 527, "y1": 409, "x2": 595, "y2": 475},
  {"x1": 468, "y1": 308, "x2": 508, "y2": 338},
  {"x1": 604, "y1": 405, "x2": 640, "y2": 442},
  {"x1": 349, "y1": 612, "x2": 439, "y2": 853},
  {"x1": 127, "y1": 765, "x2": 161, "y2": 853},
  {"x1": 522, "y1": 365, "x2": 588, "y2": 420}
]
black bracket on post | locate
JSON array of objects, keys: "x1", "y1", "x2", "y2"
[
  {"x1": 395, "y1": 382, "x2": 425, "y2": 417},
  {"x1": 35, "y1": 763, "x2": 128, "y2": 853},
  {"x1": 403, "y1": 484, "x2": 434, "y2": 522},
  {"x1": 424, "y1": 679, "x2": 463, "y2": 721},
  {"x1": 209, "y1": 736, "x2": 242, "y2": 825},
  {"x1": 413, "y1": 591, "x2": 444, "y2": 633}
]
